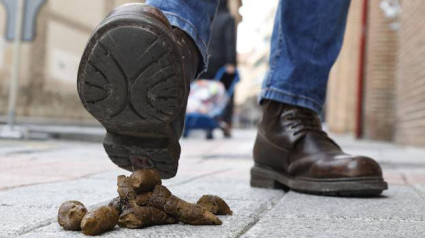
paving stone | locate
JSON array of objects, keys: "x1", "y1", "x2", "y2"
[
  {"x1": 242, "y1": 186, "x2": 425, "y2": 238},
  {"x1": 2, "y1": 129, "x2": 425, "y2": 238},
  {"x1": 263, "y1": 186, "x2": 425, "y2": 221},
  {"x1": 0, "y1": 140, "x2": 63, "y2": 156},
  {"x1": 0, "y1": 143, "x2": 116, "y2": 189},
  {"x1": 243, "y1": 217, "x2": 425, "y2": 238},
  {"x1": 0, "y1": 206, "x2": 55, "y2": 237},
  {"x1": 170, "y1": 177, "x2": 284, "y2": 202},
  {"x1": 0, "y1": 176, "x2": 117, "y2": 237},
  {"x1": 413, "y1": 184, "x2": 425, "y2": 197}
]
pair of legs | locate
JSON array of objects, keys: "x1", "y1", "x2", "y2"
[{"x1": 77, "y1": 0, "x2": 387, "y2": 196}]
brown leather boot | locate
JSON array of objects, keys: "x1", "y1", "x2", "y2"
[
  {"x1": 77, "y1": 4, "x2": 200, "y2": 179},
  {"x1": 251, "y1": 100, "x2": 388, "y2": 196}
]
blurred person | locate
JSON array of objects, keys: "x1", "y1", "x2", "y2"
[
  {"x1": 200, "y1": 0, "x2": 237, "y2": 137},
  {"x1": 77, "y1": 0, "x2": 387, "y2": 197}
]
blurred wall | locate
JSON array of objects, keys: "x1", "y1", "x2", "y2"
[
  {"x1": 362, "y1": 0, "x2": 398, "y2": 141},
  {"x1": 0, "y1": 0, "x2": 143, "y2": 125},
  {"x1": 395, "y1": 0, "x2": 425, "y2": 146},
  {"x1": 326, "y1": 0, "x2": 425, "y2": 146},
  {"x1": 234, "y1": 0, "x2": 278, "y2": 127},
  {"x1": 326, "y1": 0, "x2": 363, "y2": 134}
]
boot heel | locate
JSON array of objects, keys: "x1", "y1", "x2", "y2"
[
  {"x1": 250, "y1": 166, "x2": 277, "y2": 188},
  {"x1": 103, "y1": 132, "x2": 179, "y2": 179}
]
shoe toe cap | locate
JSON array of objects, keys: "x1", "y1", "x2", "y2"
[
  {"x1": 346, "y1": 156, "x2": 383, "y2": 178},
  {"x1": 307, "y1": 155, "x2": 384, "y2": 179}
]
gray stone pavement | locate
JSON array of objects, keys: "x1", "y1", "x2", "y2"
[{"x1": 0, "y1": 129, "x2": 425, "y2": 238}]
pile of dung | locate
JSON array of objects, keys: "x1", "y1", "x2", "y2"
[{"x1": 58, "y1": 169, "x2": 232, "y2": 236}]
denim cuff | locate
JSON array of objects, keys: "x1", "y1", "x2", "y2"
[
  {"x1": 162, "y1": 11, "x2": 208, "y2": 72},
  {"x1": 260, "y1": 87, "x2": 323, "y2": 114}
]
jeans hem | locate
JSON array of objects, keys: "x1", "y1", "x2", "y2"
[
  {"x1": 162, "y1": 11, "x2": 208, "y2": 71},
  {"x1": 260, "y1": 88, "x2": 323, "y2": 114}
]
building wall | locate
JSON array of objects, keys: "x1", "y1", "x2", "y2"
[
  {"x1": 326, "y1": 1, "x2": 398, "y2": 139},
  {"x1": 326, "y1": 0, "x2": 363, "y2": 133},
  {"x1": 0, "y1": 0, "x2": 144, "y2": 124},
  {"x1": 326, "y1": 0, "x2": 425, "y2": 147},
  {"x1": 395, "y1": 0, "x2": 425, "y2": 146},
  {"x1": 362, "y1": 0, "x2": 398, "y2": 141}
]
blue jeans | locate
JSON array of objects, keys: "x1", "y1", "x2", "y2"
[{"x1": 146, "y1": 0, "x2": 351, "y2": 113}]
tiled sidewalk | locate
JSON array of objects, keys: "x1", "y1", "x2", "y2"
[{"x1": 0, "y1": 129, "x2": 424, "y2": 237}]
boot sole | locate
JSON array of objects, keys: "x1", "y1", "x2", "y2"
[
  {"x1": 77, "y1": 5, "x2": 186, "y2": 179},
  {"x1": 251, "y1": 166, "x2": 388, "y2": 197}
]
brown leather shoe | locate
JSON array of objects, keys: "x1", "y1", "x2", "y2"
[
  {"x1": 251, "y1": 100, "x2": 388, "y2": 196},
  {"x1": 77, "y1": 4, "x2": 200, "y2": 179}
]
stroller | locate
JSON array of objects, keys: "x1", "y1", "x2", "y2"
[{"x1": 183, "y1": 67, "x2": 240, "y2": 139}]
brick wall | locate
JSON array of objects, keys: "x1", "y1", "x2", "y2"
[
  {"x1": 322, "y1": 0, "x2": 425, "y2": 147},
  {"x1": 326, "y1": 0, "x2": 362, "y2": 133},
  {"x1": 395, "y1": 0, "x2": 425, "y2": 146},
  {"x1": 362, "y1": 0, "x2": 398, "y2": 141}
]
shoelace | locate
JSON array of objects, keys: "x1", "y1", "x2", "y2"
[{"x1": 285, "y1": 109, "x2": 327, "y2": 137}]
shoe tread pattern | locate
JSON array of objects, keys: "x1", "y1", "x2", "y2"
[{"x1": 78, "y1": 24, "x2": 184, "y2": 130}]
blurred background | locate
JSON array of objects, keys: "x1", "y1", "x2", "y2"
[
  {"x1": 2, "y1": 2, "x2": 425, "y2": 236},
  {"x1": 0, "y1": 0, "x2": 423, "y2": 146}
]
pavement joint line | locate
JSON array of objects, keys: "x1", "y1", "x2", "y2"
[
  {"x1": 200, "y1": 154, "x2": 252, "y2": 160},
  {"x1": 166, "y1": 168, "x2": 233, "y2": 187},
  {"x1": 269, "y1": 216, "x2": 425, "y2": 223},
  {"x1": 412, "y1": 185, "x2": 425, "y2": 201},
  {"x1": 2, "y1": 145, "x2": 71, "y2": 157},
  {"x1": 14, "y1": 218, "x2": 56, "y2": 238},
  {"x1": 15, "y1": 200, "x2": 112, "y2": 238},
  {"x1": 235, "y1": 192, "x2": 286, "y2": 238},
  {"x1": 400, "y1": 173, "x2": 408, "y2": 185},
  {"x1": 3, "y1": 148, "x2": 55, "y2": 157},
  {"x1": 0, "y1": 169, "x2": 115, "y2": 192}
]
